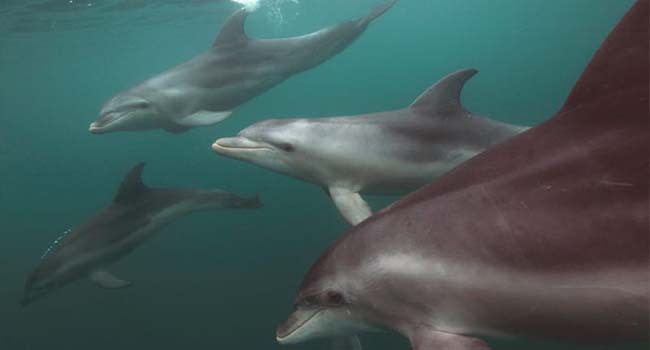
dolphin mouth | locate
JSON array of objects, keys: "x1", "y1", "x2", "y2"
[
  {"x1": 90, "y1": 111, "x2": 124, "y2": 134},
  {"x1": 89, "y1": 122, "x2": 105, "y2": 134},
  {"x1": 212, "y1": 137, "x2": 273, "y2": 153},
  {"x1": 276, "y1": 308, "x2": 322, "y2": 343}
]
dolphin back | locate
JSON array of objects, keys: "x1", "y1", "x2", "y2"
[{"x1": 190, "y1": 190, "x2": 262, "y2": 210}]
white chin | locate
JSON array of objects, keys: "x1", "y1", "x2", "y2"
[{"x1": 279, "y1": 308, "x2": 359, "y2": 344}]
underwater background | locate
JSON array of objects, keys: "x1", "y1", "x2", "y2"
[{"x1": 0, "y1": 0, "x2": 641, "y2": 349}]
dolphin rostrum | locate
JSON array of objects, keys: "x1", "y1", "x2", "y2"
[
  {"x1": 213, "y1": 69, "x2": 527, "y2": 225},
  {"x1": 22, "y1": 163, "x2": 261, "y2": 306},
  {"x1": 276, "y1": 0, "x2": 649, "y2": 349},
  {"x1": 89, "y1": 0, "x2": 397, "y2": 134}
]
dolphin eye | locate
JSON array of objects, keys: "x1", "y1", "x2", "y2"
[
  {"x1": 133, "y1": 102, "x2": 149, "y2": 109},
  {"x1": 325, "y1": 290, "x2": 344, "y2": 305},
  {"x1": 277, "y1": 142, "x2": 294, "y2": 152}
]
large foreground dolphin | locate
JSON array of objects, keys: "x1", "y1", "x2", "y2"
[
  {"x1": 89, "y1": 0, "x2": 397, "y2": 134},
  {"x1": 276, "y1": 0, "x2": 649, "y2": 349},
  {"x1": 22, "y1": 163, "x2": 261, "y2": 306},
  {"x1": 213, "y1": 69, "x2": 527, "y2": 224}
]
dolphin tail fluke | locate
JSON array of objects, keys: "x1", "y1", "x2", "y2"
[
  {"x1": 410, "y1": 69, "x2": 478, "y2": 117},
  {"x1": 359, "y1": 0, "x2": 397, "y2": 28},
  {"x1": 240, "y1": 193, "x2": 263, "y2": 209}
]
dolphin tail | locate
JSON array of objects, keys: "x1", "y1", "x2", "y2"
[
  {"x1": 238, "y1": 193, "x2": 263, "y2": 209},
  {"x1": 358, "y1": 0, "x2": 397, "y2": 28}
]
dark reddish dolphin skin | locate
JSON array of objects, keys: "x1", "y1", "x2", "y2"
[{"x1": 277, "y1": 1, "x2": 649, "y2": 349}]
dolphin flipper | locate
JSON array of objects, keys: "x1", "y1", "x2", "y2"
[
  {"x1": 411, "y1": 331, "x2": 491, "y2": 350},
  {"x1": 329, "y1": 187, "x2": 372, "y2": 225},
  {"x1": 177, "y1": 110, "x2": 232, "y2": 127},
  {"x1": 331, "y1": 336, "x2": 362, "y2": 350},
  {"x1": 90, "y1": 270, "x2": 132, "y2": 289}
]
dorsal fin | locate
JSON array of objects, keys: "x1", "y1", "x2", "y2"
[
  {"x1": 559, "y1": 0, "x2": 648, "y2": 114},
  {"x1": 410, "y1": 69, "x2": 478, "y2": 116},
  {"x1": 213, "y1": 9, "x2": 250, "y2": 47},
  {"x1": 113, "y1": 162, "x2": 149, "y2": 204}
]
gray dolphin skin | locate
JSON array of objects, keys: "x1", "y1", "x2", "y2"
[
  {"x1": 89, "y1": 0, "x2": 397, "y2": 134},
  {"x1": 213, "y1": 69, "x2": 527, "y2": 224},
  {"x1": 22, "y1": 163, "x2": 261, "y2": 306},
  {"x1": 276, "y1": 1, "x2": 649, "y2": 349}
]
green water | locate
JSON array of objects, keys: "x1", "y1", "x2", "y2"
[{"x1": 0, "y1": 0, "x2": 641, "y2": 349}]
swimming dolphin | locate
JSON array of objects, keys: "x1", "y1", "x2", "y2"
[
  {"x1": 276, "y1": 0, "x2": 649, "y2": 348},
  {"x1": 22, "y1": 163, "x2": 261, "y2": 306},
  {"x1": 213, "y1": 69, "x2": 527, "y2": 224},
  {"x1": 89, "y1": 0, "x2": 397, "y2": 134}
]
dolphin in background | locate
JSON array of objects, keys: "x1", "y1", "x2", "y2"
[
  {"x1": 89, "y1": 0, "x2": 397, "y2": 134},
  {"x1": 213, "y1": 69, "x2": 527, "y2": 224},
  {"x1": 22, "y1": 163, "x2": 261, "y2": 306},
  {"x1": 275, "y1": 0, "x2": 649, "y2": 348}
]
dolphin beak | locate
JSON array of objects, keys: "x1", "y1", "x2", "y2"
[
  {"x1": 276, "y1": 308, "x2": 322, "y2": 344},
  {"x1": 89, "y1": 122, "x2": 101, "y2": 134},
  {"x1": 212, "y1": 137, "x2": 272, "y2": 154}
]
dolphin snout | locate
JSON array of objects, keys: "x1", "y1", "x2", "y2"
[
  {"x1": 212, "y1": 137, "x2": 271, "y2": 153},
  {"x1": 275, "y1": 308, "x2": 321, "y2": 344},
  {"x1": 89, "y1": 122, "x2": 101, "y2": 134}
]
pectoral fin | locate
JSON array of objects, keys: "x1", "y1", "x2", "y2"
[
  {"x1": 331, "y1": 336, "x2": 362, "y2": 350},
  {"x1": 90, "y1": 270, "x2": 132, "y2": 289},
  {"x1": 329, "y1": 187, "x2": 372, "y2": 225},
  {"x1": 177, "y1": 110, "x2": 232, "y2": 127},
  {"x1": 411, "y1": 331, "x2": 491, "y2": 350}
]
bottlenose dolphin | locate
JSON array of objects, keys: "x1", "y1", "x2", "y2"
[
  {"x1": 277, "y1": 0, "x2": 649, "y2": 349},
  {"x1": 213, "y1": 69, "x2": 527, "y2": 224},
  {"x1": 89, "y1": 0, "x2": 397, "y2": 134},
  {"x1": 22, "y1": 163, "x2": 261, "y2": 306}
]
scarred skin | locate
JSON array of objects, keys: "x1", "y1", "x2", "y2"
[{"x1": 277, "y1": 1, "x2": 649, "y2": 349}]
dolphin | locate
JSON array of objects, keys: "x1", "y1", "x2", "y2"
[
  {"x1": 21, "y1": 163, "x2": 261, "y2": 306},
  {"x1": 213, "y1": 69, "x2": 527, "y2": 225},
  {"x1": 276, "y1": 0, "x2": 649, "y2": 349},
  {"x1": 88, "y1": 0, "x2": 397, "y2": 134}
]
